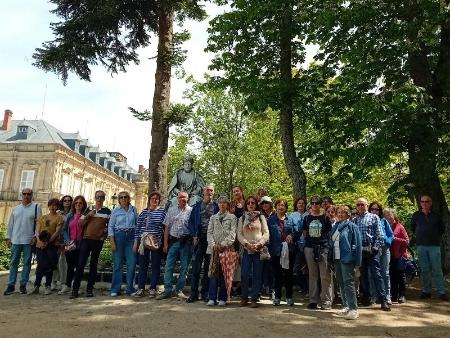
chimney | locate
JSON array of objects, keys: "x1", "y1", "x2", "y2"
[{"x1": 2, "y1": 109, "x2": 12, "y2": 130}]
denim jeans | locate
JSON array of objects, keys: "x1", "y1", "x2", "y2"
[
  {"x1": 138, "y1": 248, "x2": 162, "y2": 290},
  {"x1": 369, "y1": 246, "x2": 391, "y2": 301},
  {"x1": 208, "y1": 275, "x2": 227, "y2": 302},
  {"x1": 34, "y1": 244, "x2": 58, "y2": 287},
  {"x1": 8, "y1": 244, "x2": 32, "y2": 287},
  {"x1": 111, "y1": 231, "x2": 137, "y2": 294},
  {"x1": 241, "y1": 251, "x2": 263, "y2": 301},
  {"x1": 417, "y1": 245, "x2": 447, "y2": 295},
  {"x1": 72, "y1": 239, "x2": 104, "y2": 292},
  {"x1": 334, "y1": 260, "x2": 358, "y2": 310},
  {"x1": 189, "y1": 237, "x2": 210, "y2": 299},
  {"x1": 163, "y1": 239, "x2": 192, "y2": 295},
  {"x1": 65, "y1": 249, "x2": 80, "y2": 288},
  {"x1": 360, "y1": 250, "x2": 387, "y2": 302}
]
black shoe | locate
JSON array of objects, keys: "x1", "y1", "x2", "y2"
[
  {"x1": 439, "y1": 294, "x2": 448, "y2": 301},
  {"x1": 186, "y1": 296, "x2": 198, "y2": 303},
  {"x1": 381, "y1": 302, "x2": 391, "y2": 311},
  {"x1": 361, "y1": 298, "x2": 373, "y2": 307},
  {"x1": 307, "y1": 303, "x2": 318, "y2": 309},
  {"x1": 70, "y1": 290, "x2": 79, "y2": 299},
  {"x1": 19, "y1": 285, "x2": 27, "y2": 295},
  {"x1": 420, "y1": 292, "x2": 431, "y2": 299},
  {"x1": 86, "y1": 289, "x2": 94, "y2": 298},
  {"x1": 3, "y1": 285, "x2": 15, "y2": 296}
]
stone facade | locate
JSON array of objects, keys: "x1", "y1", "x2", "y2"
[{"x1": 0, "y1": 111, "x2": 148, "y2": 223}]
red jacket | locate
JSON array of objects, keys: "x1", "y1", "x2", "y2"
[{"x1": 390, "y1": 221, "x2": 409, "y2": 259}]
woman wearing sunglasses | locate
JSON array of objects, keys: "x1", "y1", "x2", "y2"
[
  {"x1": 62, "y1": 195, "x2": 86, "y2": 295},
  {"x1": 237, "y1": 196, "x2": 269, "y2": 308},
  {"x1": 303, "y1": 195, "x2": 333, "y2": 310},
  {"x1": 108, "y1": 191, "x2": 138, "y2": 296}
]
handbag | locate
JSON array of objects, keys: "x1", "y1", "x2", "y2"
[
  {"x1": 64, "y1": 240, "x2": 78, "y2": 252},
  {"x1": 142, "y1": 234, "x2": 161, "y2": 251},
  {"x1": 259, "y1": 245, "x2": 271, "y2": 261}
]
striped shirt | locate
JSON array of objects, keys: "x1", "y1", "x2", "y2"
[
  {"x1": 354, "y1": 211, "x2": 383, "y2": 249},
  {"x1": 135, "y1": 207, "x2": 166, "y2": 240}
]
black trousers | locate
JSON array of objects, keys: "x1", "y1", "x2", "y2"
[
  {"x1": 390, "y1": 257, "x2": 406, "y2": 300},
  {"x1": 72, "y1": 239, "x2": 104, "y2": 292},
  {"x1": 35, "y1": 244, "x2": 58, "y2": 287},
  {"x1": 271, "y1": 253, "x2": 295, "y2": 300}
]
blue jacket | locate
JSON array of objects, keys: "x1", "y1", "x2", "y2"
[
  {"x1": 63, "y1": 213, "x2": 75, "y2": 242},
  {"x1": 287, "y1": 211, "x2": 306, "y2": 249},
  {"x1": 329, "y1": 220, "x2": 362, "y2": 266},
  {"x1": 268, "y1": 214, "x2": 297, "y2": 257},
  {"x1": 188, "y1": 200, "x2": 219, "y2": 237},
  {"x1": 380, "y1": 218, "x2": 394, "y2": 246}
]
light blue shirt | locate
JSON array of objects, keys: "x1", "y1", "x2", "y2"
[
  {"x1": 108, "y1": 205, "x2": 138, "y2": 237},
  {"x1": 7, "y1": 202, "x2": 42, "y2": 244},
  {"x1": 163, "y1": 205, "x2": 192, "y2": 238}
]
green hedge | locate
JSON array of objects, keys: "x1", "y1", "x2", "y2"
[{"x1": 0, "y1": 223, "x2": 10, "y2": 270}]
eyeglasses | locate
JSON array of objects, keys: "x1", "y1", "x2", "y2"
[
  {"x1": 63, "y1": 199, "x2": 72, "y2": 203},
  {"x1": 311, "y1": 201, "x2": 320, "y2": 205},
  {"x1": 22, "y1": 193, "x2": 32, "y2": 196},
  {"x1": 119, "y1": 196, "x2": 129, "y2": 199},
  {"x1": 247, "y1": 201, "x2": 256, "y2": 205},
  {"x1": 74, "y1": 202, "x2": 83, "y2": 205},
  {"x1": 356, "y1": 203, "x2": 366, "y2": 207},
  {"x1": 95, "y1": 195, "x2": 106, "y2": 200},
  {"x1": 420, "y1": 200, "x2": 431, "y2": 203},
  {"x1": 370, "y1": 207, "x2": 380, "y2": 211}
]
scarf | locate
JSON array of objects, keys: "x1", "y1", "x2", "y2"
[{"x1": 244, "y1": 211, "x2": 261, "y2": 231}]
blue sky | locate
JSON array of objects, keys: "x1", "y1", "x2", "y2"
[{"x1": 0, "y1": 1, "x2": 222, "y2": 168}]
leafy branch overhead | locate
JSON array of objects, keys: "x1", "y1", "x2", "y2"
[
  {"x1": 129, "y1": 103, "x2": 193, "y2": 125},
  {"x1": 32, "y1": 0, "x2": 206, "y2": 84}
]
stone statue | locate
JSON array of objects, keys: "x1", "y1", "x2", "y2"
[{"x1": 166, "y1": 156, "x2": 206, "y2": 209}]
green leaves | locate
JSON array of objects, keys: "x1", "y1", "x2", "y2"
[{"x1": 33, "y1": 0, "x2": 206, "y2": 83}]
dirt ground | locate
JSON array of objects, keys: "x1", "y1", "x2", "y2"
[{"x1": 0, "y1": 272, "x2": 448, "y2": 338}]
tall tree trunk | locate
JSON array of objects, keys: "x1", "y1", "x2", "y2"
[
  {"x1": 279, "y1": 1, "x2": 307, "y2": 200},
  {"x1": 148, "y1": 2, "x2": 174, "y2": 201},
  {"x1": 406, "y1": 1, "x2": 450, "y2": 270}
]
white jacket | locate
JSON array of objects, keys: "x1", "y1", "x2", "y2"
[{"x1": 207, "y1": 212, "x2": 237, "y2": 254}]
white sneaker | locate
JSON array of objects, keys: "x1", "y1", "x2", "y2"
[
  {"x1": 44, "y1": 286, "x2": 52, "y2": 295},
  {"x1": 218, "y1": 300, "x2": 226, "y2": 306},
  {"x1": 28, "y1": 286, "x2": 39, "y2": 295},
  {"x1": 344, "y1": 309, "x2": 359, "y2": 320},
  {"x1": 339, "y1": 307, "x2": 350, "y2": 316},
  {"x1": 51, "y1": 282, "x2": 58, "y2": 291},
  {"x1": 58, "y1": 285, "x2": 70, "y2": 295},
  {"x1": 148, "y1": 289, "x2": 157, "y2": 298},
  {"x1": 177, "y1": 290, "x2": 188, "y2": 299},
  {"x1": 207, "y1": 300, "x2": 216, "y2": 306}
]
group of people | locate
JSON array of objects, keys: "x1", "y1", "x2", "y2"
[{"x1": 3, "y1": 186, "x2": 448, "y2": 320}]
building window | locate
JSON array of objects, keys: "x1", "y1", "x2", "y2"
[
  {"x1": 84, "y1": 182, "x2": 92, "y2": 202},
  {"x1": 60, "y1": 173, "x2": 70, "y2": 195},
  {"x1": 0, "y1": 169, "x2": 4, "y2": 191},
  {"x1": 19, "y1": 170, "x2": 35, "y2": 199},
  {"x1": 73, "y1": 178, "x2": 82, "y2": 197}
]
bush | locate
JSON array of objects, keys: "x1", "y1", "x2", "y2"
[
  {"x1": 98, "y1": 240, "x2": 113, "y2": 270},
  {"x1": 0, "y1": 223, "x2": 10, "y2": 270}
]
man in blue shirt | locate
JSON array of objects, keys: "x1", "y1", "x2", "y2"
[
  {"x1": 354, "y1": 197, "x2": 390, "y2": 311},
  {"x1": 4, "y1": 188, "x2": 42, "y2": 295},
  {"x1": 157, "y1": 191, "x2": 193, "y2": 300},
  {"x1": 186, "y1": 184, "x2": 218, "y2": 303}
]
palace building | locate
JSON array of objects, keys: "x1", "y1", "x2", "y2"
[{"x1": 0, "y1": 109, "x2": 148, "y2": 223}]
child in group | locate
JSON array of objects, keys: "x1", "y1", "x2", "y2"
[{"x1": 29, "y1": 198, "x2": 64, "y2": 295}]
